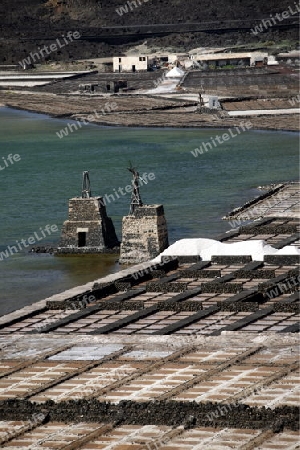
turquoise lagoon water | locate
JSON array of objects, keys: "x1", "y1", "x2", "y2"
[{"x1": 0, "y1": 107, "x2": 298, "y2": 314}]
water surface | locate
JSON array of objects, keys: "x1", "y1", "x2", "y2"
[{"x1": 0, "y1": 107, "x2": 298, "y2": 314}]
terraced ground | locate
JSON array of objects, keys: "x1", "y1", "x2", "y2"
[
  {"x1": 0, "y1": 216, "x2": 298, "y2": 448},
  {"x1": 1, "y1": 90, "x2": 299, "y2": 131},
  {"x1": 0, "y1": 334, "x2": 298, "y2": 449},
  {"x1": 1, "y1": 64, "x2": 299, "y2": 131}
]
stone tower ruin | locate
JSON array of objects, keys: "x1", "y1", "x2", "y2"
[
  {"x1": 57, "y1": 172, "x2": 119, "y2": 254},
  {"x1": 119, "y1": 165, "x2": 169, "y2": 264}
]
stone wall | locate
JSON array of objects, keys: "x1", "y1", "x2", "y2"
[{"x1": 0, "y1": 399, "x2": 298, "y2": 431}]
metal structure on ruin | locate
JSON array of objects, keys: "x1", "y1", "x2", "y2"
[
  {"x1": 127, "y1": 163, "x2": 143, "y2": 215},
  {"x1": 81, "y1": 171, "x2": 92, "y2": 198}
]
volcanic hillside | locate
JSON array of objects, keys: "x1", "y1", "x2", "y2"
[{"x1": 0, "y1": 0, "x2": 299, "y2": 63}]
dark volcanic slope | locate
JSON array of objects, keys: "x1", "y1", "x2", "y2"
[{"x1": 0, "y1": 0, "x2": 299, "y2": 63}]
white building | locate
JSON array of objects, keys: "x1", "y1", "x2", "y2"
[
  {"x1": 113, "y1": 55, "x2": 148, "y2": 73},
  {"x1": 168, "y1": 53, "x2": 189, "y2": 63},
  {"x1": 195, "y1": 52, "x2": 268, "y2": 68},
  {"x1": 209, "y1": 96, "x2": 220, "y2": 109}
]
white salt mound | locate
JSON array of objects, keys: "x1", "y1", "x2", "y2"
[
  {"x1": 165, "y1": 67, "x2": 185, "y2": 78},
  {"x1": 155, "y1": 238, "x2": 300, "y2": 262}
]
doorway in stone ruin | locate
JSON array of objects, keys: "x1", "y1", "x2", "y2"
[{"x1": 78, "y1": 232, "x2": 87, "y2": 247}]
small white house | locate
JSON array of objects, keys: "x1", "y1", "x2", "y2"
[
  {"x1": 207, "y1": 96, "x2": 220, "y2": 109},
  {"x1": 168, "y1": 53, "x2": 189, "y2": 63},
  {"x1": 267, "y1": 55, "x2": 279, "y2": 66},
  {"x1": 113, "y1": 56, "x2": 148, "y2": 73}
]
